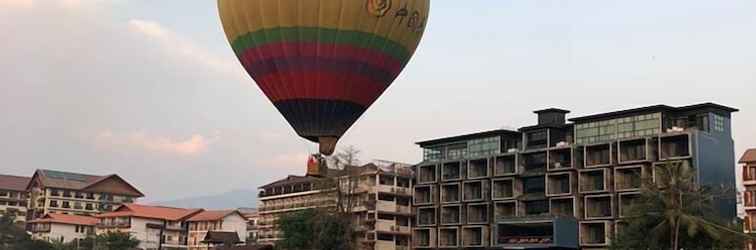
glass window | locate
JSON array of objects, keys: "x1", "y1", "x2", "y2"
[
  {"x1": 713, "y1": 114, "x2": 725, "y2": 132},
  {"x1": 576, "y1": 113, "x2": 661, "y2": 144}
]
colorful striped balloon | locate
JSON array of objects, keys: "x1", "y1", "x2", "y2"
[{"x1": 218, "y1": 0, "x2": 429, "y2": 155}]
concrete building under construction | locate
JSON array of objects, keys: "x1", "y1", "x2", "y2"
[{"x1": 412, "y1": 103, "x2": 738, "y2": 249}]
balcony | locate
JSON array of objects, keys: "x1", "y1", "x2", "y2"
[
  {"x1": 440, "y1": 183, "x2": 460, "y2": 204},
  {"x1": 579, "y1": 169, "x2": 610, "y2": 194},
  {"x1": 548, "y1": 148, "x2": 573, "y2": 171},
  {"x1": 441, "y1": 161, "x2": 462, "y2": 181},
  {"x1": 375, "y1": 220, "x2": 411, "y2": 235},
  {"x1": 744, "y1": 191, "x2": 756, "y2": 211},
  {"x1": 492, "y1": 178, "x2": 515, "y2": 200},
  {"x1": 438, "y1": 227, "x2": 460, "y2": 248},
  {"x1": 584, "y1": 194, "x2": 614, "y2": 219},
  {"x1": 463, "y1": 180, "x2": 488, "y2": 202},
  {"x1": 614, "y1": 165, "x2": 645, "y2": 192},
  {"x1": 619, "y1": 138, "x2": 650, "y2": 164},
  {"x1": 417, "y1": 207, "x2": 436, "y2": 226},
  {"x1": 417, "y1": 164, "x2": 437, "y2": 184},
  {"x1": 618, "y1": 192, "x2": 641, "y2": 218},
  {"x1": 521, "y1": 152, "x2": 547, "y2": 176},
  {"x1": 550, "y1": 197, "x2": 576, "y2": 218},
  {"x1": 468, "y1": 158, "x2": 489, "y2": 179},
  {"x1": 659, "y1": 134, "x2": 691, "y2": 160},
  {"x1": 413, "y1": 228, "x2": 436, "y2": 248},
  {"x1": 585, "y1": 143, "x2": 613, "y2": 167},
  {"x1": 440, "y1": 205, "x2": 462, "y2": 225},
  {"x1": 494, "y1": 216, "x2": 578, "y2": 249},
  {"x1": 413, "y1": 185, "x2": 434, "y2": 205},
  {"x1": 580, "y1": 221, "x2": 612, "y2": 246},
  {"x1": 546, "y1": 172, "x2": 573, "y2": 196},
  {"x1": 467, "y1": 203, "x2": 489, "y2": 224},
  {"x1": 525, "y1": 130, "x2": 548, "y2": 151},
  {"x1": 743, "y1": 166, "x2": 756, "y2": 186},
  {"x1": 462, "y1": 226, "x2": 489, "y2": 248},
  {"x1": 494, "y1": 201, "x2": 517, "y2": 220},
  {"x1": 376, "y1": 185, "x2": 411, "y2": 197},
  {"x1": 494, "y1": 154, "x2": 517, "y2": 176},
  {"x1": 521, "y1": 200, "x2": 549, "y2": 216}
]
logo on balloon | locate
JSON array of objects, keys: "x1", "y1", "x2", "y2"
[{"x1": 366, "y1": 0, "x2": 391, "y2": 17}]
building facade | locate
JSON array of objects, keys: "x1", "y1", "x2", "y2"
[
  {"x1": 28, "y1": 213, "x2": 97, "y2": 243},
  {"x1": 350, "y1": 162, "x2": 414, "y2": 250},
  {"x1": 26, "y1": 169, "x2": 144, "y2": 219},
  {"x1": 186, "y1": 210, "x2": 248, "y2": 250},
  {"x1": 0, "y1": 174, "x2": 31, "y2": 225},
  {"x1": 256, "y1": 174, "x2": 338, "y2": 244},
  {"x1": 96, "y1": 203, "x2": 202, "y2": 250},
  {"x1": 741, "y1": 149, "x2": 756, "y2": 249},
  {"x1": 239, "y1": 208, "x2": 260, "y2": 243},
  {"x1": 412, "y1": 103, "x2": 738, "y2": 249}
]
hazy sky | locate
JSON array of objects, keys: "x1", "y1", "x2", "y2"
[{"x1": 2, "y1": 0, "x2": 755, "y2": 202}]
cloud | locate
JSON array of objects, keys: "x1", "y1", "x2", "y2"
[
  {"x1": 0, "y1": 0, "x2": 33, "y2": 8},
  {"x1": 95, "y1": 131, "x2": 217, "y2": 156},
  {"x1": 127, "y1": 19, "x2": 245, "y2": 81}
]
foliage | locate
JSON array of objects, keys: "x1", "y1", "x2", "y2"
[
  {"x1": 276, "y1": 209, "x2": 353, "y2": 250},
  {"x1": 0, "y1": 214, "x2": 56, "y2": 250},
  {"x1": 92, "y1": 231, "x2": 140, "y2": 250},
  {"x1": 611, "y1": 160, "x2": 745, "y2": 250}
]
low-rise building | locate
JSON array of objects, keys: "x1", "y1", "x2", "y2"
[
  {"x1": 0, "y1": 174, "x2": 31, "y2": 225},
  {"x1": 741, "y1": 149, "x2": 756, "y2": 249},
  {"x1": 26, "y1": 169, "x2": 145, "y2": 219},
  {"x1": 186, "y1": 210, "x2": 247, "y2": 250},
  {"x1": 28, "y1": 213, "x2": 97, "y2": 243},
  {"x1": 95, "y1": 203, "x2": 202, "y2": 250},
  {"x1": 239, "y1": 208, "x2": 260, "y2": 243}
]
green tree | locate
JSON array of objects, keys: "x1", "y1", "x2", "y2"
[
  {"x1": 611, "y1": 160, "x2": 745, "y2": 250},
  {"x1": 92, "y1": 231, "x2": 139, "y2": 250},
  {"x1": 0, "y1": 214, "x2": 56, "y2": 250},
  {"x1": 277, "y1": 209, "x2": 353, "y2": 250}
]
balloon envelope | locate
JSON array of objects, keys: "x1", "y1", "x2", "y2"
[{"x1": 218, "y1": 0, "x2": 429, "y2": 154}]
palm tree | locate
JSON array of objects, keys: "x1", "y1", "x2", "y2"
[{"x1": 620, "y1": 160, "x2": 721, "y2": 249}]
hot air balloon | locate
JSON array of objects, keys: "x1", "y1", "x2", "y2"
[{"x1": 218, "y1": 0, "x2": 429, "y2": 155}]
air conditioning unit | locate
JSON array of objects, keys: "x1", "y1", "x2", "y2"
[
  {"x1": 670, "y1": 126, "x2": 684, "y2": 132},
  {"x1": 554, "y1": 162, "x2": 562, "y2": 168},
  {"x1": 507, "y1": 148, "x2": 518, "y2": 153},
  {"x1": 556, "y1": 141, "x2": 569, "y2": 147}
]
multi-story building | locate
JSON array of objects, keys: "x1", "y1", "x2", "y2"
[
  {"x1": 95, "y1": 203, "x2": 203, "y2": 250},
  {"x1": 28, "y1": 213, "x2": 97, "y2": 243},
  {"x1": 412, "y1": 103, "x2": 738, "y2": 249},
  {"x1": 350, "y1": 162, "x2": 414, "y2": 250},
  {"x1": 257, "y1": 161, "x2": 415, "y2": 250},
  {"x1": 186, "y1": 210, "x2": 247, "y2": 250},
  {"x1": 26, "y1": 169, "x2": 144, "y2": 219},
  {"x1": 741, "y1": 149, "x2": 756, "y2": 249},
  {"x1": 0, "y1": 174, "x2": 31, "y2": 225},
  {"x1": 256, "y1": 174, "x2": 338, "y2": 244}
]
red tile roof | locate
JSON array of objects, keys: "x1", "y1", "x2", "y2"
[
  {"x1": 29, "y1": 213, "x2": 98, "y2": 226},
  {"x1": 0, "y1": 174, "x2": 30, "y2": 192},
  {"x1": 96, "y1": 203, "x2": 202, "y2": 221},
  {"x1": 741, "y1": 149, "x2": 756, "y2": 164},
  {"x1": 186, "y1": 210, "x2": 241, "y2": 222}
]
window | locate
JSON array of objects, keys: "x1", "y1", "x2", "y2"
[
  {"x1": 50, "y1": 200, "x2": 59, "y2": 207},
  {"x1": 576, "y1": 113, "x2": 661, "y2": 144},
  {"x1": 0, "y1": 192, "x2": 7, "y2": 197},
  {"x1": 51, "y1": 189, "x2": 60, "y2": 196},
  {"x1": 523, "y1": 177, "x2": 545, "y2": 194},
  {"x1": 526, "y1": 130, "x2": 548, "y2": 149},
  {"x1": 85, "y1": 203, "x2": 94, "y2": 210},
  {"x1": 713, "y1": 114, "x2": 725, "y2": 132},
  {"x1": 62, "y1": 201, "x2": 70, "y2": 208},
  {"x1": 63, "y1": 190, "x2": 71, "y2": 198}
]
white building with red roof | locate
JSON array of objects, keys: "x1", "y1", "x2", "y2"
[
  {"x1": 28, "y1": 213, "x2": 98, "y2": 243},
  {"x1": 185, "y1": 210, "x2": 247, "y2": 250},
  {"x1": 96, "y1": 203, "x2": 203, "y2": 249},
  {"x1": 0, "y1": 174, "x2": 31, "y2": 224}
]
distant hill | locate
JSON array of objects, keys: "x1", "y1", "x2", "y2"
[{"x1": 153, "y1": 189, "x2": 258, "y2": 210}]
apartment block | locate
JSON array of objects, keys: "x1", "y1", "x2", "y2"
[
  {"x1": 95, "y1": 203, "x2": 203, "y2": 250},
  {"x1": 257, "y1": 162, "x2": 415, "y2": 250},
  {"x1": 27, "y1": 169, "x2": 144, "y2": 219},
  {"x1": 0, "y1": 174, "x2": 31, "y2": 225},
  {"x1": 256, "y1": 174, "x2": 337, "y2": 244},
  {"x1": 741, "y1": 149, "x2": 756, "y2": 250},
  {"x1": 413, "y1": 103, "x2": 738, "y2": 249},
  {"x1": 186, "y1": 210, "x2": 248, "y2": 250},
  {"x1": 28, "y1": 213, "x2": 97, "y2": 243}
]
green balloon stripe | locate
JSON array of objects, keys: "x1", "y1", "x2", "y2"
[{"x1": 230, "y1": 27, "x2": 412, "y2": 64}]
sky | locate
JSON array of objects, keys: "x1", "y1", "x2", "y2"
[{"x1": 1, "y1": 0, "x2": 755, "y2": 202}]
